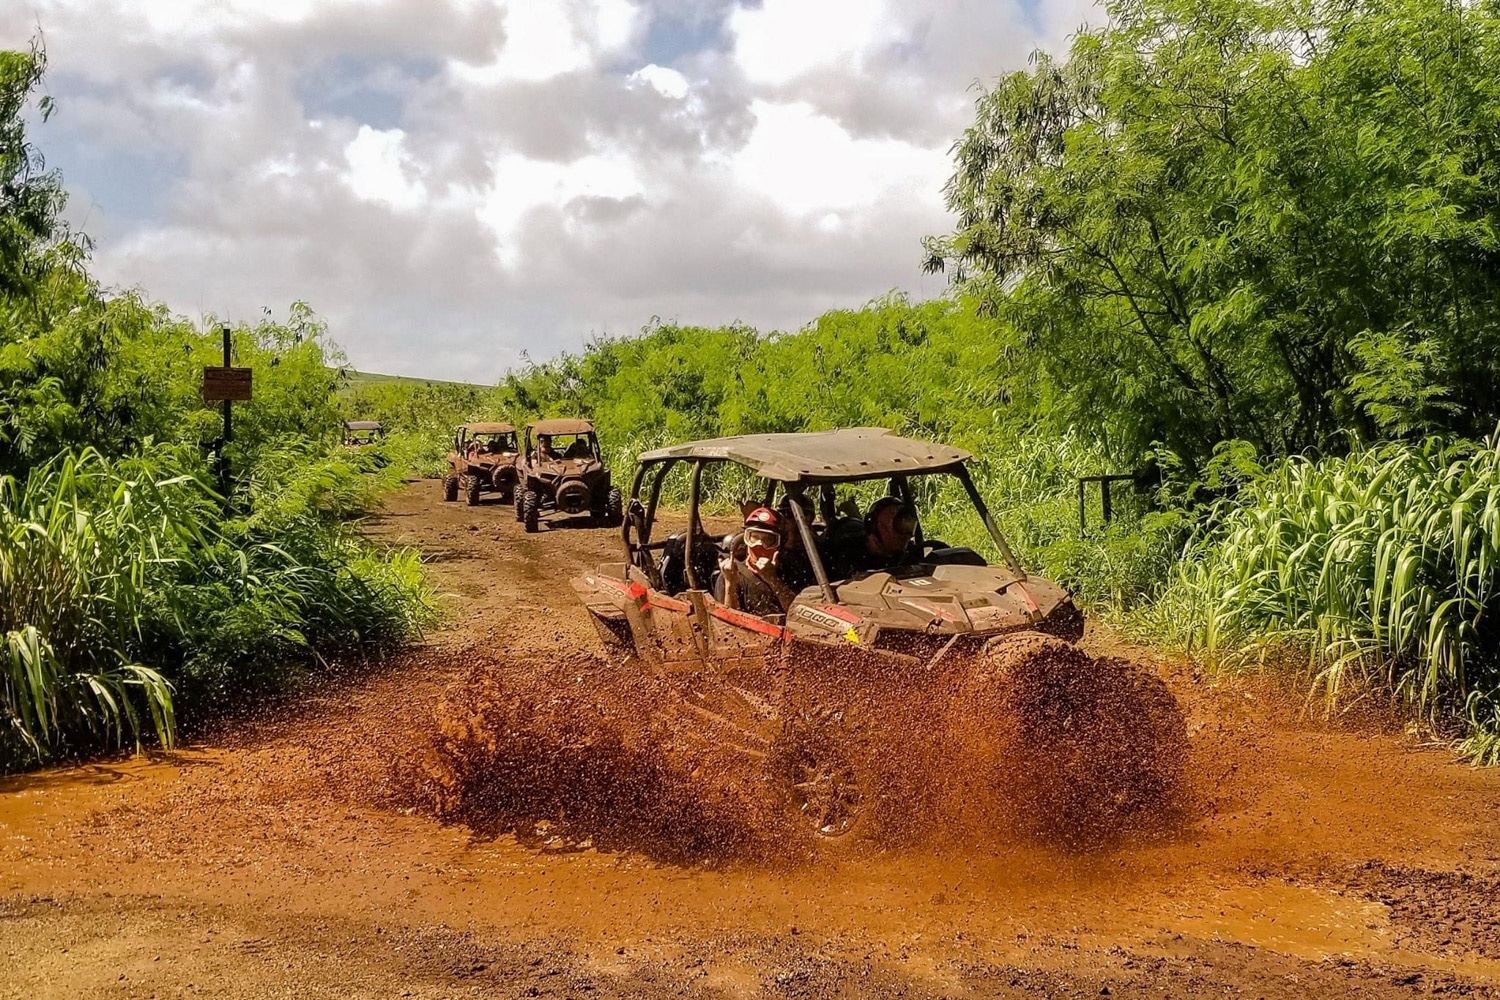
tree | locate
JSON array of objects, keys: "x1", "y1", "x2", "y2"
[
  {"x1": 924, "y1": 0, "x2": 1500, "y2": 470},
  {"x1": 0, "y1": 41, "x2": 68, "y2": 300}
]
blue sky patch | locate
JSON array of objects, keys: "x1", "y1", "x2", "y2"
[
  {"x1": 296, "y1": 54, "x2": 440, "y2": 129},
  {"x1": 641, "y1": 9, "x2": 727, "y2": 66}
]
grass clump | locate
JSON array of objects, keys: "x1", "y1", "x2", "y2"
[
  {"x1": 0, "y1": 447, "x2": 435, "y2": 769},
  {"x1": 1139, "y1": 435, "x2": 1500, "y2": 761}
]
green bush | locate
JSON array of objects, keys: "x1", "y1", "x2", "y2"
[
  {"x1": 1137, "y1": 435, "x2": 1500, "y2": 761},
  {"x1": 0, "y1": 447, "x2": 435, "y2": 768}
]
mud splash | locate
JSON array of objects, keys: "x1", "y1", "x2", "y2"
[
  {"x1": 401, "y1": 650, "x2": 779, "y2": 862},
  {"x1": 972, "y1": 632, "x2": 1190, "y2": 847},
  {"x1": 404, "y1": 634, "x2": 1191, "y2": 862}
]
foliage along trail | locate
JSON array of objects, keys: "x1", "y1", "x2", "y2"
[{"x1": 2, "y1": 480, "x2": 1499, "y2": 999}]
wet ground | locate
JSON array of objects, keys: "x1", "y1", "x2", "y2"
[{"x1": 3, "y1": 481, "x2": 1499, "y2": 998}]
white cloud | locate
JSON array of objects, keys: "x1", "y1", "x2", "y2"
[
  {"x1": 628, "y1": 63, "x2": 688, "y2": 100},
  {"x1": 343, "y1": 125, "x2": 427, "y2": 210},
  {"x1": 729, "y1": 0, "x2": 899, "y2": 85},
  {"x1": 1, "y1": 0, "x2": 1099, "y2": 379},
  {"x1": 452, "y1": 0, "x2": 643, "y2": 83},
  {"x1": 728, "y1": 100, "x2": 945, "y2": 216},
  {"x1": 479, "y1": 151, "x2": 645, "y2": 269}
]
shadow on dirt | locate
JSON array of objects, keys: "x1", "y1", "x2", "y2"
[{"x1": 531, "y1": 514, "x2": 616, "y2": 532}]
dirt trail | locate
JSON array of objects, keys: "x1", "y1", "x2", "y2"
[{"x1": 4, "y1": 480, "x2": 1500, "y2": 998}]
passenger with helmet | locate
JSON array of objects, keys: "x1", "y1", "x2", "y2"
[{"x1": 716, "y1": 507, "x2": 799, "y2": 616}]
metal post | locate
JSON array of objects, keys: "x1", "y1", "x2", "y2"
[
  {"x1": 684, "y1": 460, "x2": 703, "y2": 591},
  {"x1": 220, "y1": 326, "x2": 232, "y2": 500},
  {"x1": 624, "y1": 463, "x2": 648, "y2": 561},
  {"x1": 787, "y1": 487, "x2": 838, "y2": 605}
]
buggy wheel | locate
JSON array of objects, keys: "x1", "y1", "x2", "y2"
[
  {"x1": 442, "y1": 474, "x2": 458, "y2": 502},
  {"x1": 523, "y1": 490, "x2": 541, "y2": 533},
  {"x1": 464, "y1": 475, "x2": 481, "y2": 506},
  {"x1": 771, "y1": 706, "x2": 871, "y2": 844},
  {"x1": 604, "y1": 486, "x2": 623, "y2": 527},
  {"x1": 515, "y1": 488, "x2": 529, "y2": 521}
]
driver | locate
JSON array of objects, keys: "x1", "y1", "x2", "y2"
[
  {"x1": 716, "y1": 507, "x2": 798, "y2": 616},
  {"x1": 865, "y1": 496, "x2": 919, "y2": 566},
  {"x1": 827, "y1": 496, "x2": 919, "y2": 578},
  {"x1": 536, "y1": 435, "x2": 557, "y2": 460}
]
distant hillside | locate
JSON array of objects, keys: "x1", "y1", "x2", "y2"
[{"x1": 339, "y1": 369, "x2": 491, "y2": 391}]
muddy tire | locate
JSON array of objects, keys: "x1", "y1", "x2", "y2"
[
  {"x1": 769, "y1": 706, "x2": 874, "y2": 848},
  {"x1": 442, "y1": 474, "x2": 459, "y2": 502},
  {"x1": 464, "y1": 474, "x2": 482, "y2": 506},
  {"x1": 523, "y1": 491, "x2": 541, "y2": 533},
  {"x1": 515, "y1": 488, "x2": 529, "y2": 521},
  {"x1": 603, "y1": 486, "x2": 623, "y2": 528}
]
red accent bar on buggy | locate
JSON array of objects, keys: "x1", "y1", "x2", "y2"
[
  {"x1": 595, "y1": 574, "x2": 693, "y2": 614},
  {"x1": 597, "y1": 576, "x2": 648, "y2": 602},
  {"x1": 707, "y1": 603, "x2": 789, "y2": 639}
]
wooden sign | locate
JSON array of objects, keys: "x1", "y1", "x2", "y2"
[{"x1": 203, "y1": 366, "x2": 253, "y2": 402}]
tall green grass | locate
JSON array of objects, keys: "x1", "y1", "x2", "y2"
[
  {"x1": 1139, "y1": 435, "x2": 1500, "y2": 762},
  {"x1": 0, "y1": 447, "x2": 436, "y2": 769},
  {"x1": 0, "y1": 452, "x2": 179, "y2": 759}
]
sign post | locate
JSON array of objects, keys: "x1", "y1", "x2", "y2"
[{"x1": 203, "y1": 326, "x2": 253, "y2": 500}]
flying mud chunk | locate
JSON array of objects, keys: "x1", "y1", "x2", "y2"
[
  {"x1": 974, "y1": 633, "x2": 1188, "y2": 847},
  {"x1": 412, "y1": 654, "x2": 779, "y2": 862}
]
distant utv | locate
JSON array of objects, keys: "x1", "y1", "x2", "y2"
[
  {"x1": 443, "y1": 423, "x2": 521, "y2": 506},
  {"x1": 514, "y1": 419, "x2": 622, "y2": 532}
]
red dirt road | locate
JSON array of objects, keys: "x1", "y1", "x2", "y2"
[{"x1": 3, "y1": 480, "x2": 1500, "y2": 998}]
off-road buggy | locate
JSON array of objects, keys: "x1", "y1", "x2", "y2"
[
  {"x1": 443, "y1": 423, "x2": 521, "y2": 506},
  {"x1": 571, "y1": 428, "x2": 1184, "y2": 849},
  {"x1": 514, "y1": 419, "x2": 623, "y2": 533},
  {"x1": 342, "y1": 420, "x2": 384, "y2": 447}
]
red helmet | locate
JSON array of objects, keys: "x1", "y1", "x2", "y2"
[
  {"x1": 744, "y1": 506, "x2": 780, "y2": 529},
  {"x1": 743, "y1": 507, "x2": 782, "y2": 550}
]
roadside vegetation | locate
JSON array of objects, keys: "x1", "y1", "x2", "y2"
[{"x1": 0, "y1": 46, "x2": 433, "y2": 771}]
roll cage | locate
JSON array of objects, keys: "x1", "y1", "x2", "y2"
[
  {"x1": 619, "y1": 435, "x2": 1027, "y2": 604},
  {"x1": 524, "y1": 426, "x2": 601, "y2": 462},
  {"x1": 454, "y1": 425, "x2": 519, "y2": 454}
]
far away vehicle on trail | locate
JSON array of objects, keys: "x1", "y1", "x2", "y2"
[
  {"x1": 571, "y1": 428, "x2": 1186, "y2": 850},
  {"x1": 514, "y1": 419, "x2": 623, "y2": 533},
  {"x1": 342, "y1": 420, "x2": 384, "y2": 447},
  {"x1": 444, "y1": 423, "x2": 521, "y2": 506}
]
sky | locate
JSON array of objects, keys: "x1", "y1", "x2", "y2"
[{"x1": 1, "y1": 0, "x2": 1098, "y2": 381}]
